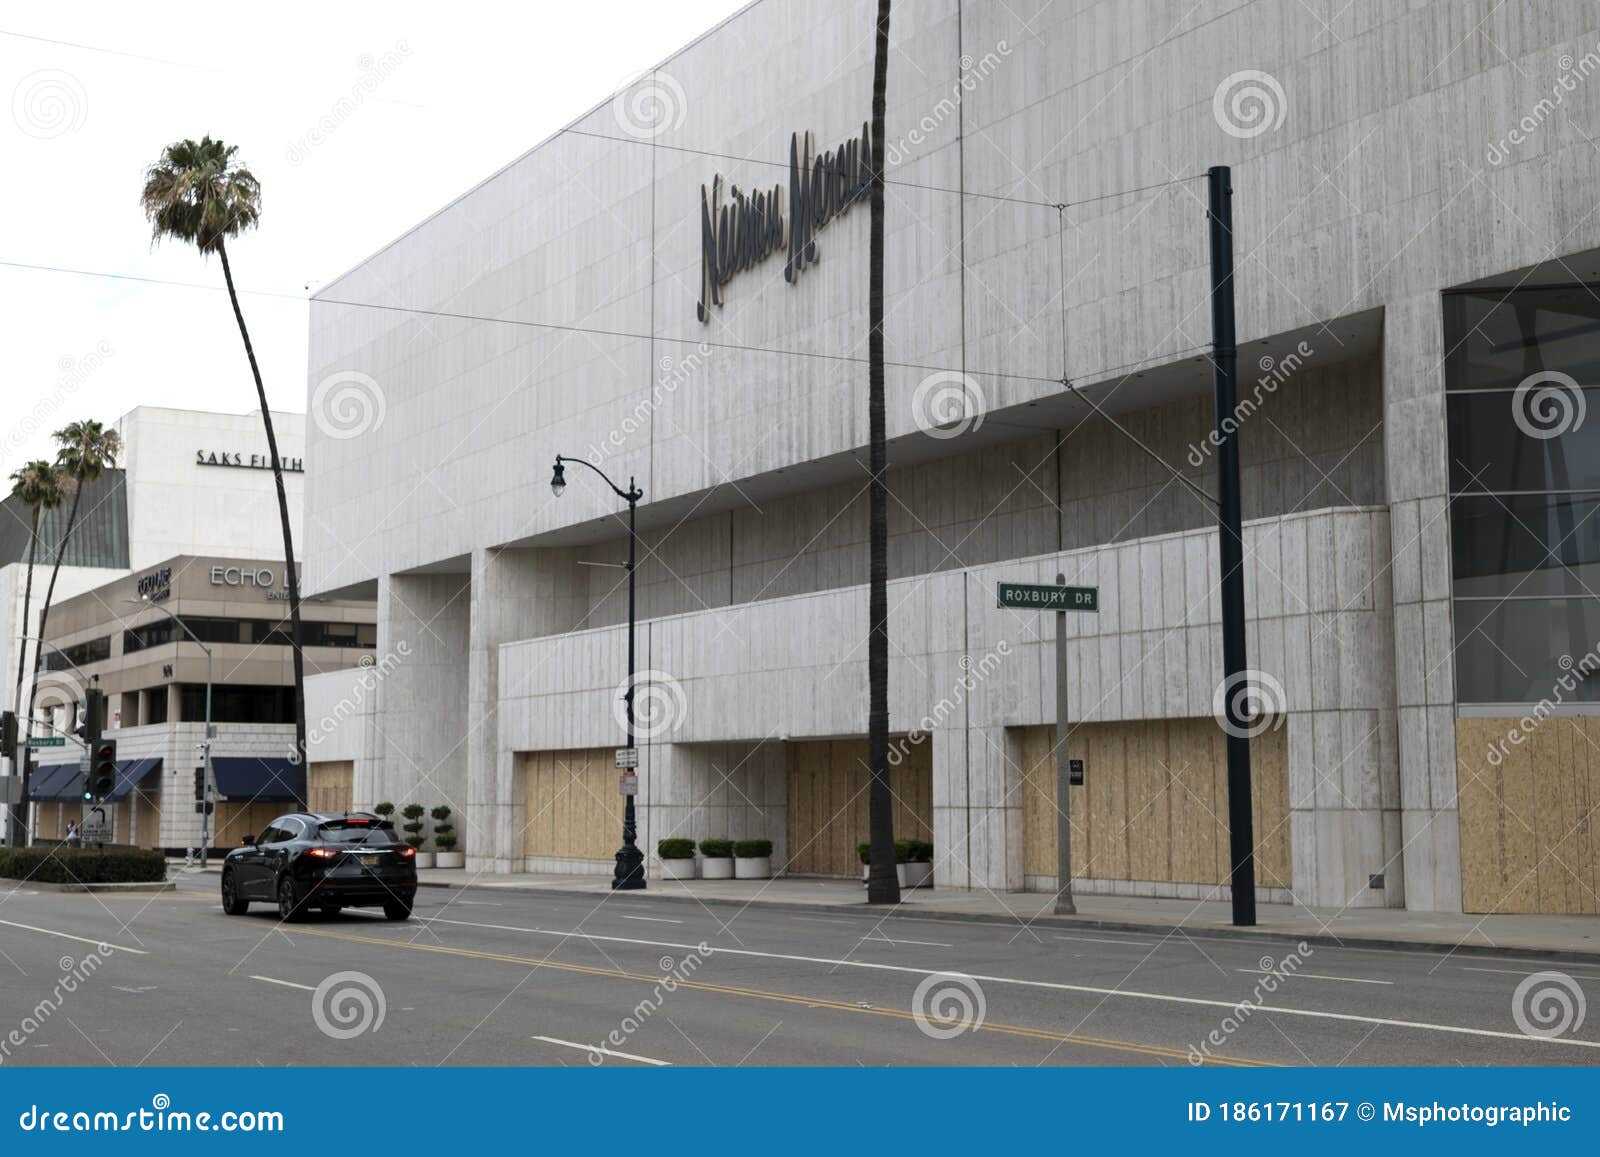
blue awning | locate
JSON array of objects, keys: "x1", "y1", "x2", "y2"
[
  {"x1": 30, "y1": 762, "x2": 82, "y2": 802},
  {"x1": 105, "y1": 757, "x2": 162, "y2": 802},
  {"x1": 212, "y1": 756, "x2": 303, "y2": 803}
]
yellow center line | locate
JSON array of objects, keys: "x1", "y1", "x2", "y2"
[{"x1": 291, "y1": 925, "x2": 1271, "y2": 1067}]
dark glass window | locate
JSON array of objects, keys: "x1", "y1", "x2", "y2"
[
  {"x1": 43, "y1": 635, "x2": 110, "y2": 671},
  {"x1": 1451, "y1": 493, "x2": 1600, "y2": 598},
  {"x1": 125, "y1": 616, "x2": 375, "y2": 653},
  {"x1": 179, "y1": 684, "x2": 296, "y2": 724},
  {"x1": 1447, "y1": 389, "x2": 1600, "y2": 493},
  {"x1": 143, "y1": 689, "x2": 168, "y2": 726},
  {"x1": 1453, "y1": 598, "x2": 1600, "y2": 703}
]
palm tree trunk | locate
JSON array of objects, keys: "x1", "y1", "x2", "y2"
[
  {"x1": 7, "y1": 509, "x2": 39, "y2": 847},
  {"x1": 20, "y1": 482, "x2": 82, "y2": 848},
  {"x1": 218, "y1": 239, "x2": 307, "y2": 802},
  {"x1": 865, "y1": 0, "x2": 900, "y2": 905}
]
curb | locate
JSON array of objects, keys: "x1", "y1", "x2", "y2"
[
  {"x1": 10, "y1": 879, "x2": 177, "y2": 894},
  {"x1": 413, "y1": 878, "x2": 1600, "y2": 965}
]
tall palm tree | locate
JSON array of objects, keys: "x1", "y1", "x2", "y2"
[
  {"x1": 6, "y1": 459, "x2": 65, "y2": 847},
  {"x1": 865, "y1": 0, "x2": 900, "y2": 904},
  {"x1": 141, "y1": 136, "x2": 306, "y2": 793},
  {"x1": 34, "y1": 420, "x2": 121, "y2": 648}
]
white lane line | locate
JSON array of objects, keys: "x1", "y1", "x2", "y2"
[
  {"x1": 611, "y1": 914, "x2": 684, "y2": 924},
  {"x1": 1462, "y1": 966, "x2": 1600, "y2": 981},
  {"x1": 1054, "y1": 933, "x2": 1160, "y2": 947},
  {"x1": 532, "y1": 1035, "x2": 670, "y2": 1066},
  {"x1": 0, "y1": 918, "x2": 147, "y2": 956},
  {"x1": 249, "y1": 975, "x2": 316, "y2": 991},
  {"x1": 418, "y1": 915, "x2": 1600, "y2": 1050},
  {"x1": 1234, "y1": 968, "x2": 1393, "y2": 986},
  {"x1": 791, "y1": 916, "x2": 856, "y2": 925},
  {"x1": 859, "y1": 935, "x2": 953, "y2": 948}
]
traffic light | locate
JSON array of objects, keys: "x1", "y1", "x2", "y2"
[
  {"x1": 87, "y1": 739, "x2": 116, "y2": 802},
  {"x1": 194, "y1": 767, "x2": 205, "y2": 801},
  {"x1": 1, "y1": 710, "x2": 15, "y2": 759}
]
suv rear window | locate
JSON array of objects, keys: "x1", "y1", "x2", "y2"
[{"x1": 316, "y1": 819, "x2": 400, "y2": 845}]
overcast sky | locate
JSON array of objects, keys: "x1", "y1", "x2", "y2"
[{"x1": 0, "y1": 0, "x2": 751, "y2": 477}]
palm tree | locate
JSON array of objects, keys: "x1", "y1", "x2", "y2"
[
  {"x1": 141, "y1": 136, "x2": 306, "y2": 794},
  {"x1": 865, "y1": 0, "x2": 900, "y2": 904},
  {"x1": 6, "y1": 459, "x2": 65, "y2": 847},
  {"x1": 34, "y1": 420, "x2": 122, "y2": 648}
]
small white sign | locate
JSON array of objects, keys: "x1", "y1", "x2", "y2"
[
  {"x1": 618, "y1": 771, "x2": 639, "y2": 797},
  {"x1": 614, "y1": 747, "x2": 639, "y2": 769}
]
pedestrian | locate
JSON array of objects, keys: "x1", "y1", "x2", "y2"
[{"x1": 65, "y1": 820, "x2": 80, "y2": 848}]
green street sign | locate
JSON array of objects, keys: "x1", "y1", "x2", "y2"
[
  {"x1": 26, "y1": 736, "x2": 66, "y2": 748},
  {"x1": 996, "y1": 581, "x2": 1098, "y2": 612}
]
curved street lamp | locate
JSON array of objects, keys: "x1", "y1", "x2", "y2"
[{"x1": 551, "y1": 454, "x2": 646, "y2": 890}]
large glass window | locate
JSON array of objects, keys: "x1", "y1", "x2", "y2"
[
  {"x1": 125, "y1": 616, "x2": 375, "y2": 653},
  {"x1": 1446, "y1": 285, "x2": 1600, "y2": 704}
]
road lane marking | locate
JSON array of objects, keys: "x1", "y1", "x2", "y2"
[
  {"x1": 1054, "y1": 933, "x2": 1160, "y2": 947},
  {"x1": 0, "y1": 918, "x2": 147, "y2": 955},
  {"x1": 859, "y1": 935, "x2": 954, "y2": 948},
  {"x1": 791, "y1": 916, "x2": 856, "y2": 925},
  {"x1": 1461, "y1": 966, "x2": 1600, "y2": 981},
  {"x1": 611, "y1": 914, "x2": 684, "y2": 924},
  {"x1": 532, "y1": 1035, "x2": 670, "y2": 1065},
  {"x1": 1234, "y1": 968, "x2": 1393, "y2": 986},
  {"x1": 411, "y1": 915, "x2": 1600, "y2": 1050},
  {"x1": 292, "y1": 925, "x2": 1264, "y2": 1066},
  {"x1": 249, "y1": 975, "x2": 316, "y2": 991}
]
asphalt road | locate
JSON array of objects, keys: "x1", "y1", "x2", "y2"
[{"x1": 1, "y1": 875, "x2": 1598, "y2": 1067}]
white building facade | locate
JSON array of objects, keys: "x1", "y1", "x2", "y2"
[{"x1": 302, "y1": 0, "x2": 1600, "y2": 915}]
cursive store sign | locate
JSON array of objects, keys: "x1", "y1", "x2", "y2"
[{"x1": 697, "y1": 123, "x2": 875, "y2": 322}]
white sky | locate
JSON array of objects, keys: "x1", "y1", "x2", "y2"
[{"x1": 0, "y1": 0, "x2": 752, "y2": 477}]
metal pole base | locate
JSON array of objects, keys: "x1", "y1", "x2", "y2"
[
  {"x1": 611, "y1": 845, "x2": 646, "y2": 891},
  {"x1": 1054, "y1": 891, "x2": 1077, "y2": 916}
]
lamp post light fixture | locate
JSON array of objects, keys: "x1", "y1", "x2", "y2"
[
  {"x1": 127, "y1": 596, "x2": 215, "y2": 867},
  {"x1": 550, "y1": 454, "x2": 646, "y2": 890}
]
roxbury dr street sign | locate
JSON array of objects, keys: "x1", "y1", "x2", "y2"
[{"x1": 995, "y1": 581, "x2": 1098, "y2": 612}]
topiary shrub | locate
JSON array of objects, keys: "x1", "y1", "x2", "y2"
[
  {"x1": 894, "y1": 838, "x2": 913, "y2": 864},
  {"x1": 657, "y1": 838, "x2": 695, "y2": 860},
  {"x1": 373, "y1": 801, "x2": 395, "y2": 818},
  {"x1": 732, "y1": 838, "x2": 772, "y2": 858},
  {"x1": 910, "y1": 840, "x2": 933, "y2": 863},
  {"x1": 401, "y1": 803, "x2": 427, "y2": 849},
  {"x1": 0, "y1": 847, "x2": 165, "y2": 884},
  {"x1": 857, "y1": 841, "x2": 871, "y2": 865},
  {"x1": 698, "y1": 837, "x2": 732, "y2": 858},
  {"x1": 431, "y1": 805, "x2": 456, "y2": 852}
]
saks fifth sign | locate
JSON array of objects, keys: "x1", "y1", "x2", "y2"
[
  {"x1": 195, "y1": 449, "x2": 304, "y2": 472},
  {"x1": 697, "y1": 123, "x2": 874, "y2": 322}
]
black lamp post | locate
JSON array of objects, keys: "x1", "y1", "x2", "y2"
[{"x1": 551, "y1": 454, "x2": 646, "y2": 890}]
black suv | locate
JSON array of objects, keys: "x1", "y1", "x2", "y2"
[{"x1": 221, "y1": 812, "x2": 418, "y2": 921}]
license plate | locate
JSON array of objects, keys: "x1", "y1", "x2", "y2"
[{"x1": 359, "y1": 854, "x2": 381, "y2": 867}]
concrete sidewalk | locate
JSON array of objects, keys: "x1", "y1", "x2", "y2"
[{"x1": 409, "y1": 868, "x2": 1600, "y2": 962}]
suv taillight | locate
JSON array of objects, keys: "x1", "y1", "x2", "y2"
[
  {"x1": 305, "y1": 847, "x2": 340, "y2": 859},
  {"x1": 395, "y1": 846, "x2": 416, "y2": 859}
]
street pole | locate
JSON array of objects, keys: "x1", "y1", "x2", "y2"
[
  {"x1": 550, "y1": 455, "x2": 645, "y2": 891},
  {"x1": 9, "y1": 635, "x2": 93, "y2": 849},
  {"x1": 1208, "y1": 164, "x2": 1257, "y2": 927},
  {"x1": 1053, "y1": 572, "x2": 1075, "y2": 915}
]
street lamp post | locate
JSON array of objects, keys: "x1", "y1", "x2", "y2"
[
  {"x1": 551, "y1": 454, "x2": 646, "y2": 891},
  {"x1": 127, "y1": 597, "x2": 214, "y2": 867}
]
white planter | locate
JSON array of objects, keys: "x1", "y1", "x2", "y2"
[
  {"x1": 701, "y1": 856, "x2": 734, "y2": 880},
  {"x1": 734, "y1": 855, "x2": 771, "y2": 879},
  {"x1": 895, "y1": 863, "x2": 907, "y2": 887},
  {"x1": 413, "y1": 851, "x2": 435, "y2": 869},
  {"x1": 660, "y1": 857, "x2": 697, "y2": 880},
  {"x1": 902, "y1": 861, "x2": 932, "y2": 888},
  {"x1": 434, "y1": 851, "x2": 464, "y2": 869}
]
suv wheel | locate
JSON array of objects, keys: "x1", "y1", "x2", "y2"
[
  {"x1": 221, "y1": 869, "x2": 249, "y2": 916},
  {"x1": 277, "y1": 876, "x2": 307, "y2": 922},
  {"x1": 383, "y1": 899, "x2": 413, "y2": 921}
]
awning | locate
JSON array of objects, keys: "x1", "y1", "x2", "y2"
[
  {"x1": 105, "y1": 757, "x2": 162, "y2": 803},
  {"x1": 29, "y1": 762, "x2": 82, "y2": 802},
  {"x1": 212, "y1": 756, "x2": 303, "y2": 803}
]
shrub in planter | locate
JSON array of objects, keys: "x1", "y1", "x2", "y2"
[
  {"x1": 373, "y1": 802, "x2": 395, "y2": 818},
  {"x1": 658, "y1": 837, "x2": 696, "y2": 880},
  {"x1": 0, "y1": 847, "x2": 166, "y2": 884},
  {"x1": 733, "y1": 838, "x2": 772, "y2": 879},
  {"x1": 902, "y1": 840, "x2": 934, "y2": 888},
  {"x1": 401, "y1": 804, "x2": 433, "y2": 866},
  {"x1": 431, "y1": 805, "x2": 462, "y2": 867},
  {"x1": 698, "y1": 837, "x2": 734, "y2": 879},
  {"x1": 857, "y1": 841, "x2": 871, "y2": 865}
]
